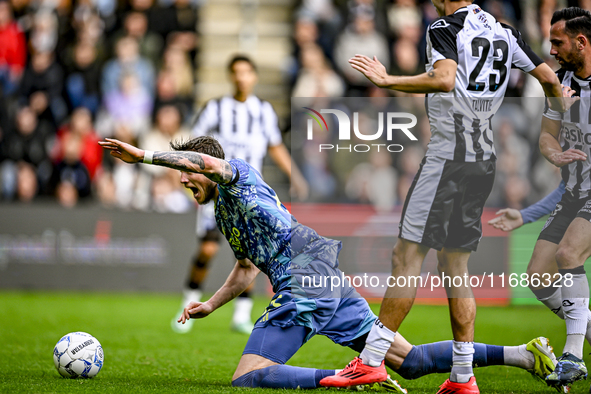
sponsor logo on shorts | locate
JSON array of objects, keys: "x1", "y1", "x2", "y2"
[
  {"x1": 551, "y1": 203, "x2": 562, "y2": 217},
  {"x1": 260, "y1": 294, "x2": 284, "y2": 322}
]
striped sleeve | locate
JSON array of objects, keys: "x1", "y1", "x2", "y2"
[
  {"x1": 191, "y1": 99, "x2": 220, "y2": 137},
  {"x1": 261, "y1": 100, "x2": 283, "y2": 146}
]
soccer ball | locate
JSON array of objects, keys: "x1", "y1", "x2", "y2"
[{"x1": 53, "y1": 332, "x2": 104, "y2": 378}]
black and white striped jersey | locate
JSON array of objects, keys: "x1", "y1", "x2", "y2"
[
  {"x1": 544, "y1": 70, "x2": 591, "y2": 198},
  {"x1": 191, "y1": 95, "x2": 283, "y2": 174},
  {"x1": 425, "y1": 4, "x2": 543, "y2": 162}
]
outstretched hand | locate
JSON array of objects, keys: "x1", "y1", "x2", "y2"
[
  {"x1": 548, "y1": 148, "x2": 587, "y2": 167},
  {"x1": 487, "y1": 208, "x2": 523, "y2": 232},
  {"x1": 348, "y1": 54, "x2": 389, "y2": 88},
  {"x1": 177, "y1": 301, "x2": 215, "y2": 324},
  {"x1": 98, "y1": 138, "x2": 144, "y2": 164}
]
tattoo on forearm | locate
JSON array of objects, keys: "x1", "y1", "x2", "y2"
[
  {"x1": 428, "y1": 71, "x2": 435, "y2": 78},
  {"x1": 153, "y1": 151, "x2": 205, "y2": 172},
  {"x1": 189, "y1": 154, "x2": 205, "y2": 169},
  {"x1": 152, "y1": 152, "x2": 234, "y2": 184},
  {"x1": 209, "y1": 160, "x2": 233, "y2": 184}
]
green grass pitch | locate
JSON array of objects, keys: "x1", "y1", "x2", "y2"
[{"x1": 1, "y1": 291, "x2": 590, "y2": 393}]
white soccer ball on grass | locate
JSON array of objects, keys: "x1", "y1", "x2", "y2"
[{"x1": 53, "y1": 332, "x2": 104, "y2": 378}]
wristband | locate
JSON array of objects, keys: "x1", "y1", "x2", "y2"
[{"x1": 143, "y1": 150, "x2": 154, "y2": 164}]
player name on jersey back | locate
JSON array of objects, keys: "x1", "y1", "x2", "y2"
[{"x1": 471, "y1": 99, "x2": 493, "y2": 112}]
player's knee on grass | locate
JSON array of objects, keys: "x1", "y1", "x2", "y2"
[
  {"x1": 232, "y1": 368, "x2": 260, "y2": 387},
  {"x1": 231, "y1": 366, "x2": 292, "y2": 388},
  {"x1": 231, "y1": 365, "x2": 331, "y2": 389}
]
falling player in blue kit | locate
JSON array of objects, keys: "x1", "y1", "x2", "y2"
[{"x1": 100, "y1": 136, "x2": 561, "y2": 391}]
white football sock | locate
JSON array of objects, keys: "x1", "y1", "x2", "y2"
[
  {"x1": 561, "y1": 268, "x2": 589, "y2": 359},
  {"x1": 450, "y1": 341, "x2": 474, "y2": 383},
  {"x1": 359, "y1": 320, "x2": 396, "y2": 367},
  {"x1": 503, "y1": 344, "x2": 534, "y2": 370},
  {"x1": 535, "y1": 285, "x2": 591, "y2": 346},
  {"x1": 564, "y1": 334, "x2": 585, "y2": 359},
  {"x1": 233, "y1": 297, "x2": 253, "y2": 325},
  {"x1": 535, "y1": 286, "x2": 565, "y2": 319}
]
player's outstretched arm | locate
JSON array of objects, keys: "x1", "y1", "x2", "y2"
[
  {"x1": 178, "y1": 259, "x2": 260, "y2": 324},
  {"x1": 99, "y1": 138, "x2": 234, "y2": 184},
  {"x1": 488, "y1": 208, "x2": 524, "y2": 231},
  {"x1": 348, "y1": 54, "x2": 456, "y2": 93},
  {"x1": 489, "y1": 182, "x2": 565, "y2": 231},
  {"x1": 539, "y1": 117, "x2": 587, "y2": 167}
]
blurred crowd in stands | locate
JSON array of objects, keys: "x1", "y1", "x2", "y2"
[
  {"x1": 0, "y1": 0, "x2": 580, "y2": 213},
  {"x1": 0, "y1": 0, "x2": 199, "y2": 210}
]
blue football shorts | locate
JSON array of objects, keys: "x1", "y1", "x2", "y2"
[{"x1": 242, "y1": 255, "x2": 376, "y2": 364}]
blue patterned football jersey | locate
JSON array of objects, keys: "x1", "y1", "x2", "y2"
[{"x1": 214, "y1": 159, "x2": 341, "y2": 291}]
